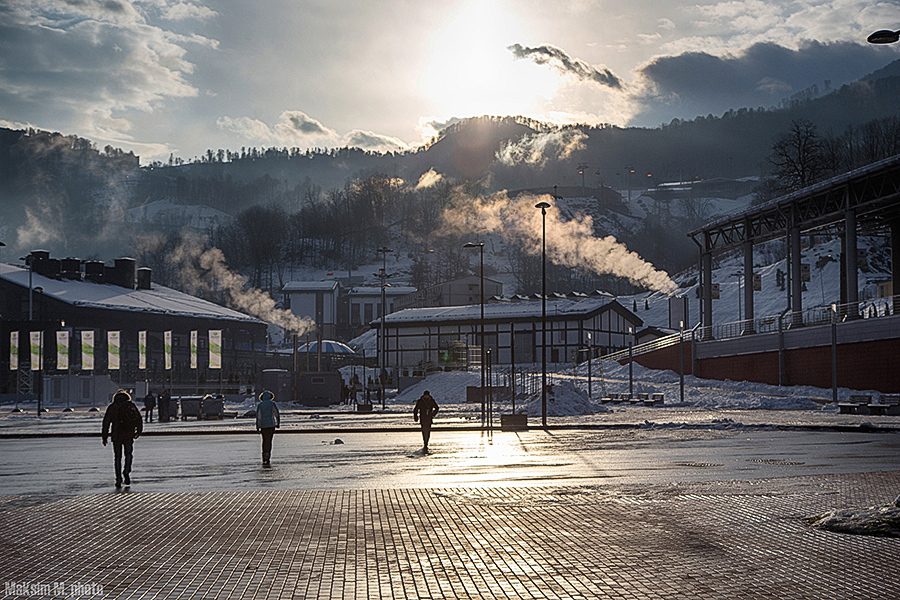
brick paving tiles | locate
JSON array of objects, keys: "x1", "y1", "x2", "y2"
[{"x1": 1, "y1": 471, "x2": 898, "y2": 599}]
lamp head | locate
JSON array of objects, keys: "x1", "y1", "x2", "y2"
[
  {"x1": 868, "y1": 29, "x2": 900, "y2": 44},
  {"x1": 535, "y1": 201, "x2": 551, "y2": 212}
]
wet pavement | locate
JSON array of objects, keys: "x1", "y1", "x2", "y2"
[{"x1": 1, "y1": 410, "x2": 899, "y2": 599}]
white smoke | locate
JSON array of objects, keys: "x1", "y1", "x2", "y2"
[
  {"x1": 496, "y1": 129, "x2": 587, "y2": 167},
  {"x1": 170, "y1": 233, "x2": 316, "y2": 335},
  {"x1": 441, "y1": 191, "x2": 676, "y2": 293},
  {"x1": 415, "y1": 168, "x2": 443, "y2": 190}
]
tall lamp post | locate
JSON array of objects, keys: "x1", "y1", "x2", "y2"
[
  {"x1": 377, "y1": 246, "x2": 392, "y2": 410},
  {"x1": 34, "y1": 286, "x2": 44, "y2": 417},
  {"x1": 535, "y1": 200, "x2": 551, "y2": 427},
  {"x1": 463, "y1": 242, "x2": 486, "y2": 427}
]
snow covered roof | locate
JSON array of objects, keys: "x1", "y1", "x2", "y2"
[
  {"x1": 0, "y1": 264, "x2": 264, "y2": 324},
  {"x1": 348, "y1": 286, "x2": 417, "y2": 296},
  {"x1": 283, "y1": 281, "x2": 339, "y2": 292},
  {"x1": 379, "y1": 297, "x2": 641, "y2": 327}
]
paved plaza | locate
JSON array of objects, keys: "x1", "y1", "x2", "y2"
[{"x1": 1, "y1": 415, "x2": 899, "y2": 599}]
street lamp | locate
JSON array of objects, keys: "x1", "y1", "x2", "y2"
[
  {"x1": 377, "y1": 246, "x2": 392, "y2": 409},
  {"x1": 463, "y1": 241, "x2": 486, "y2": 428},
  {"x1": 535, "y1": 200, "x2": 551, "y2": 427},
  {"x1": 868, "y1": 29, "x2": 900, "y2": 44},
  {"x1": 34, "y1": 286, "x2": 44, "y2": 417}
]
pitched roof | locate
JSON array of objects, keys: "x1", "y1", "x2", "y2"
[
  {"x1": 0, "y1": 264, "x2": 264, "y2": 324},
  {"x1": 379, "y1": 297, "x2": 642, "y2": 327}
]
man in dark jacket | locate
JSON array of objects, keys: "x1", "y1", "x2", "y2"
[
  {"x1": 413, "y1": 390, "x2": 439, "y2": 453},
  {"x1": 102, "y1": 390, "x2": 144, "y2": 488},
  {"x1": 142, "y1": 391, "x2": 156, "y2": 423}
]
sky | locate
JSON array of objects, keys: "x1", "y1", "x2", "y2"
[{"x1": 0, "y1": 0, "x2": 898, "y2": 163}]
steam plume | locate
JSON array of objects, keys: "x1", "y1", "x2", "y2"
[
  {"x1": 441, "y1": 192, "x2": 676, "y2": 293},
  {"x1": 496, "y1": 129, "x2": 587, "y2": 167},
  {"x1": 170, "y1": 233, "x2": 316, "y2": 335},
  {"x1": 508, "y1": 43, "x2": 624, "y2": 90},
  {"x1": 415, "y1": 168, "x2": 443, "y2": 189}
]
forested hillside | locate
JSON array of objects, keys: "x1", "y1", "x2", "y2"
[{"x1": 1, "y1": 60, "x2": 899, "y2": 298}]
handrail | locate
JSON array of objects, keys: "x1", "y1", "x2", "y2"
[{"x1": 601, "y1": 295, "x2": 898, "y2": 362}]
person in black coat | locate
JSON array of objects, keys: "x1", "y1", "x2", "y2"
[
  {"x1": 102, "y1": 390, "x2": 144, "y2": 488},
  {"x1": 142, "y1": 391, "x2": 156, "y2": 423},
  {"x1": 413, "y1": 390, "x2": 439, "y2": 453}
]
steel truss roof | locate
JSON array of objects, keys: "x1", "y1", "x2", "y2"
[{"x1": 689, "y1": 153, "x2": 900, "y2": 254}]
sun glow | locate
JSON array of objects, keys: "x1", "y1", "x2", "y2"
[{"x1": 423, "y1": 0, "x2": 559, "y2": 117}]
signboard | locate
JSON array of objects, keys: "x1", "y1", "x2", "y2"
[
  {"x1": 82, "y1": 331, "x2": 94, "y2": 370},
  {"x1": 138, "y1": 331, "x2": 147, "y2": 370},
  {"x1": 30, "y1": 331, "x2": 42, "y2": 371},
  {"x1": 56, "y1": 331, "x2": 69, "y2": 371},
  {"x1": 9, "y1": 332, "x2": 18, "y2": 371},
  {"x1": 190, "y1": 330, "x2": 198, "y2": 369},
  {"x1": 164, "y1": 331, "x2": 172, "y2": 371},
  {"x1": 107, "y1": 331, "x2": 120, "y2": 370},
  {"x1": 209, "y1": 330, "x2": 222, "y2": 370}
]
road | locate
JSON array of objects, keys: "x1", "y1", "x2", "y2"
[{"x1": 2, "y1": 427, "x2": 898, "y2": 495}]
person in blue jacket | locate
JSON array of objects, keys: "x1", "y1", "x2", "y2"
[{"x1": 255, "y1": 390, "x2": 280, "y2": 466}]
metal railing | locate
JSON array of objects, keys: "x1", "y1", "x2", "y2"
[{"x1": 607, "y1": 295, "x2": 900, "y2": 360}]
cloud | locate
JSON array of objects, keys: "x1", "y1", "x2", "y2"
[
  {"x1": 508, "y1": 43, "x2": 624, "y2": 90},
  {"x1": 496, "y1": 129, "x2": 588, "y2": 167},
  {"x1": 631, "y1": 40, "x2": 895, "y2": 125},
  {"x1": 0, "y1": 0, "x2": 214, "y2": 152},
  {"x1": 416, "y1": 115, "x2": 464, "y2": 142},
  {"x1": 161, "y1": 2, "x2": 218, "y2": 21},
  {"x1": 218, "y1": 110, "x2": 410, "y2": 152},
  {"x1": 218, "y1": 110, "x2": 338, "y2": 146},
  {"x1": 344, "y1": 129, "x2": 409, "y2": 153}
]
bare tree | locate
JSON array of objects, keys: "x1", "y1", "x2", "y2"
[{"x1": 767, "y1": 119, "x2": 825, "y2": 193}]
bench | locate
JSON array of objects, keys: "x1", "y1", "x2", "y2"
[{"x1": 646, "y1": 393, "x2": 664, "y2": 406}]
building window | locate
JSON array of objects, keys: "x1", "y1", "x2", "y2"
[
  {"x1": 364, "y1": 303, "x2": 373, "y2": 323},
  {"x1": 81, "y1": 378, "x2": 92, "y2": 399}
]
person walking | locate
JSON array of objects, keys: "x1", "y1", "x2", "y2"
[
  {"x1": 413, "y1": 390, "x2": 439, "y2": 453},
  {"x1": 142, "y1": 391, "x2": 156, "y2": 423},
  {"x1": 102, "y1": 390, "x2": 143, "y2": 488},
  {"x1": 255, "y1": 390, "x2": 280, "y2": 466}
]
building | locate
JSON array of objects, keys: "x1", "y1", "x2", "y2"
[
  {"x1": 394, "y1": 275, "x2": 503, "y2": 311},
  {"x1": 283, "y1": 281, "x2": 340, "y2": 339},
  {"x1": 0, "y1": 253, "x2": 268, "y2": 401},
  {"x1": 375, "y1": 296, "x2": 642, "y2": 370},
  {"x1": 347, "y1": 286, "x2": 417, "y2": 328}
]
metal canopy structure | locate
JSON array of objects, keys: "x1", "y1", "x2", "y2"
[
  {"x1": 690, "y1": 153, "x2": 900, "y2": 254},
  {"x1": 688, "y1": 153, "x2": 900, "y2": 329}
]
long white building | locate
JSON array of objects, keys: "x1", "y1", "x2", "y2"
[{"x1": 375, "y1": 296, "x2": 643, "y2": 370}]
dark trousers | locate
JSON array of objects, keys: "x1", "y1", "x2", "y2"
[
  {"x1": 420, "y1": 419, "x2": 433, "y2": 448},
  {"x1": 144, "y1": 407, "x2": 153, "y2": 422},
  {"x1": 112, "y1": 439, "x2": 134, "y2": 483},
  {"x1": 260, "y1": 428, "x2": 275, "y2": 461}
]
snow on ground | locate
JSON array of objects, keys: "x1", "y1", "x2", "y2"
[
  {"x1": 809, "y1": 498, "x2": 900, "y2": 538},
  {"x1": 521, "y1": 380, "x2": 609, "y2": 417},
  {"x1": 589, "y1": 360, "x2": 849, "y2": 410}
]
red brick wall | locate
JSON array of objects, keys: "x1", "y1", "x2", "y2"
[{"x1": 632, "y1": 338, "x2": 900, "y2": 393}]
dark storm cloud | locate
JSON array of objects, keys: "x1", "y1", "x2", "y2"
[
  {"x1": 632, "y1": 40, "x2": 896, "y2": 125},
  {"x1": 508, "y1": 43, "x2": 624, "y2": 90}
]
